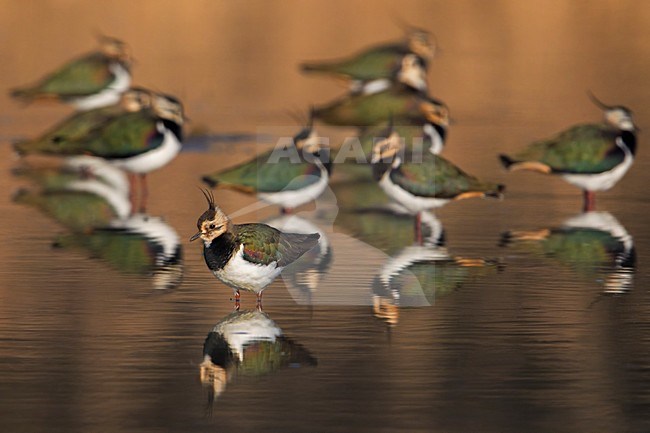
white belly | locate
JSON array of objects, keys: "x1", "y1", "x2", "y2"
[
  {"x1": 561, "y1": 141, "x2": 634, "y2": 192},
  {"x1": 378, "y1": 171, "x2": 449, "y2": 213},
  {"x1": 70, "y1": 62, "x2": 131, "y2": 110},
  {"x1": 213, "y1": 245, "x2": 283, "y2": 293},
  {"x1": 257, "y1": 166, "x2": 329, "y2": 210},
  {"x1": 424, "y1": 123, "x2": 444, "y2": 155},
  {"x1": 358, "y1": 79, "x2": 391, "y2": 95},
  {"x1": 111, "y1": 123, "x2": 182, "y2": 174}
]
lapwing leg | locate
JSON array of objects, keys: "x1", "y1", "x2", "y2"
[
  {"x1": 414, "y1": 212, "x2": 423, "y2": 245},
  {"x1": 256, "y1": 291, "x2": 263, "y2": 311},
  {"x1": 233, "y1": 290, "x2": 241, "y2": 310},
  {"x1": 128, "y1": 173, "x2": 137, "y2": 215},
  {"x1": 139, "y1": 174, "x2": 148, "y2": 214},
  {"x1": 582, "y1": 190, "x2": 595, "y2": 213}
]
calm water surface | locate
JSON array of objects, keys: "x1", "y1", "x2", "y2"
[{"x1": 2, "y1": 1, "x2": 650, "y2": 432}]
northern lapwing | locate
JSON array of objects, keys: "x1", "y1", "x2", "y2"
[
  {"x1": 10, "y1": 35, "x2": 132, "y2": 110},
  {"x1": 14, "y1": 91, "x2": 185, "y2": 213},
  {"x1": 371, "y1": 127, "x2": 504, "y2": 242},
  {"x1": 190, "y1": 190, "x2": 320, "y2": 304},
  {"x1": 360, "y1": 114, "x2": 450, "y2": 158},
  {"x1": 202, "y1": 123, "x2": 331, "y2": 214},
  {"x1": 499, "y1": 94, "x2": 637, "y2": 212},
  {"x1": 301, "y1": 27, "x2": 434, "y2": 93},
  {"x1": 313, "y1": 79, "x2": 447, "y2": 128},
  {"x1": 13, "y1": 87, "x2": 152, "y2": 155}
]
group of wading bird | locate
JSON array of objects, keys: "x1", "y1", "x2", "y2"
[{"x1": 10, "y1": 29, "x2": 638, "y2": 304}]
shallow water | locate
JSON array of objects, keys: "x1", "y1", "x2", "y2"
[{"x1": 2, "y1": 1, "x2": 650, "y2": 432}]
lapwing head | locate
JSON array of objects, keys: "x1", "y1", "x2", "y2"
[
  {"x1": 120, "y1": 87, "x2": 153, "y2": 112},
  {"x1": 606, "y1": 107, "x2": 635, "y2": 131},
  {"x1": 292, "y1": 108, "x2": 327, "y2": 157},
  {"x1": 294, "y1": 128, "x2": 321, "y2": 155},
  {"x1": 97, "y1": 35, "x2": 132, "y2": 64},
  {"x1": 152, "y1": 93, "x2": 186, "y2": 125},
  {"x1": 371, "y1": 130, "x2": 403, "y2": 164},
  {"x1": 419, "y1": 98, "x2": 450, "y2": 128},
  {"x1": 190, "y1": 189, "x2": 231, "y2": 244},
  {"x1": 588, "y1": 92, "x2": 636, "y2": 131},
  {"x1": 397, "y1": 54, "x2": 428, "y2": 91},
  {"x1": 407, "y1": 28, "x2": 435, "y2": 60}
]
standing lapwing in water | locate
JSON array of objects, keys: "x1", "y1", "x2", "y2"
[
  {"x1": 499, "y1": 93, "x2": 637, "y2": 212},
  {"x1": 312, "y1": 56, "x2": 446, "y2": 128},
  {"x1": 202, "y1": 115, "x2": 331, "y2": 214},
  {"x1": 190, "y1": 190, "x2": 320, "y2": 305},
  {"x1": 371, "y1": 124, "x2": 504, "y2": 243},
  {"x1": 10, "y1": 35, "x2": 132, "y2": 111},
  {"x1": 14, "y1": 90, "x2": 185, "y2": 213},
  {"x1": 13, "y1": 87, "x2": 153, "y2": 157},
  {"x1": 301, "y1": 27, "x2": 435, "y2": 94}
]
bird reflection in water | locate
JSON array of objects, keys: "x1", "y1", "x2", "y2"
[
  {"x1": 12, "y1": 157, "x2": 183, "y2": 289},
  {"x1": 52, "y1": 214, "x2": 183, "y2": 290},
  {"x1": 500, "y1": 211, "x2": 635, "y2": 295},
  {"x1": 200, "y1": 308, "x2": 317, "y2": 406},
  {"x1": 372, "y1": 212, "x2": 499, "y2": 328},
  {"x1": 13, "y1": 157, "x2": 131, "y2": 232}
]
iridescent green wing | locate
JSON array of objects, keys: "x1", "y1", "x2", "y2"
[
  {"x1": 390, "y1": 153, "x2": 500, "y2": 198},
  {"x1": 84, "y1": 109, "x2": 164, "y2": 158},
  {"x1": 236, "y1": 224, "x2": 319, "y2": 266},
  {"x1": 255, "y1": 158, "x2": 324, "y2": 192},
  {"x1": 303, "y1": 44, "x2": 408, "y2": 80},
  {"x1": 14, "y1": 104, "x2": 124, "y2": 153},
  {"x1": 236, "y1": 224, "x2": 282, "y2": 266},
  {"x1": 28, "y1": 52, "x2": 116, "y2": 97},
  {"x1": 43, "y1": 104, "x2": 124, "y2": 142},
  {"x1": 314, "y1": 86, "x2": 421, "y2": 127},
  {"x1": 202, "y1": 152, "x2": 270, "y2": 191},
  {"x1": 516, "y1": 124, "x2": 625, "y2": 173},
  {"x1": 15, "y1": 109, "x2": 161, "y2": 157},
  {"x1": 206, "y1": 151, "x2": 323, "y2": 192}
]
